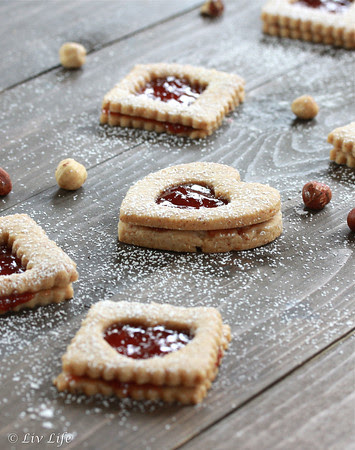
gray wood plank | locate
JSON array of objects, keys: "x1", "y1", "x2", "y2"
[
  {"x1": 0, "y1": 141, "x2": 353, "y2": 448},
  {"x1": 1, "y1": 0, "x2": 353, "y2": 211},
  {"x1": 0, "y1": 0, "x2": 202, "y2": 91},
  {"x1": 182, "y1": 333, "x2": 355, "y2": 450}
]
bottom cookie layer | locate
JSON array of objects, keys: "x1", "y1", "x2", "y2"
[
  {"x1": 118, "y1": 212, "x2": 282, "y2": 253},
  {"x1": 330, "y1": 147, "x2": 355, "y2": 168},
  {"x1": 100, "y1": 111, "x2": 212, "y2": 139},
  {"x1": 54, "y1": 370, "x2": 215, "y2": 404},
  {"x1": 262, "y1": 22, "x2": 354, "y2": 49},
  {"x1": 0, "y1": 284, "x2": 74, "y2": 314}
]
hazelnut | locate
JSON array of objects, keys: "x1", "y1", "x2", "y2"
[
  {"x1": 0, "y1": 167, "x2": 12, "y2": 196},
  {"x1": 291, "y1": 95, "x2": 319, "y2": 120},
  {"x1": 200, "y1": 0, "x2": 224, "y2": 17},
  {"x1": 347, "y1": 208, "x2": 355, "y2": 232},
  {"x1": 302, "y1": 181, "x2": 332, "y2": 210},
  {"x1": 59, "y1": 42, "x2": 86, "y2": 69},
  {"x1": 55, "y1": 158, "x2": 87, "y2": 190}
]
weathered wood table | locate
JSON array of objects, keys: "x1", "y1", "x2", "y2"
[{"x1": 1, "y1": 1, "x2": 354, "y2": 448}]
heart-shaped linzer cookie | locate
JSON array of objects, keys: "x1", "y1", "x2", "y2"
[{"x1": 118, "y1": 162, "x2": 280, "y2": 231}]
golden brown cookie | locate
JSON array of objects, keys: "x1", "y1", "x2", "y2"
[
  {"x1": 328, "y1": 122, "x2": 355, "y2": 168},
  {"x1": 262, "y1": 0, "x2": 355, "y2": 49},
  {"x1": 54, "y1": 301, "x2": 231, "y2": 404},
  {"x1": 0, "y1": 214, "x2": 78, "y2": 314},
  {"x1": 100, "y1": 63, "x2": 245, "y2": 138},
  {"x1": 118, "y1": 162, "x2": 282, "y2": 252}
]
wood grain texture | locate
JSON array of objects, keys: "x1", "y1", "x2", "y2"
[
  {"x1": 183, "y1": 333, "x2": 355, "y2": 450},
  {"x1": 0, "y1": 0, "x2": 201, "y2": 92},
  {"x1": 0, "y1": 0, "x2": 354, "y2": 448}
]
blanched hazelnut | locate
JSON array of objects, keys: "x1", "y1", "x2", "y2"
[
  {"x1": 59, "y1": 42, "x2": 86, "y2": 69},
  {"x1": 291, "y1": 95, "x2": 319, "y2": 120},
  {"x1": 55, "y1": 159, "x2": 87, "y2": 190}
]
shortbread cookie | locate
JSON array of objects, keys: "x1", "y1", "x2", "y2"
[
  {"x1": 118, "y1": 162, "x2": 282, "y2": 252},
  {"x1": 328, "y1": 122, "x2": 355, "y2": 168},
  {"x1": 118, "y1": 211, "x2": 283, "y2": 253},
  {"x1": 54, "y1": 301, "x2": 231, "y2": 404},
  {"x1": 0, "y1": 214, "x2": 78, "y2": 314},
  {"x1": 100, "y1": 63, "x2": 245, "y2": 138},
  {"x1": 262, "y1": 0, "x2": 355, "y2": 49}
]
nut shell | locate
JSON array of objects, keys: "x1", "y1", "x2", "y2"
[
  {"x1": 347, "y1": 208, "x2": 355, "y2": 232},
  {"x1": 200, "y1": 0, "x2": 224, "y2": 17},
  {"x1": 302, "y1": 181, "x2": 332, "y2": 210},
  {"x1": 0, "y1": 167, "x2": 12, "y2": 196}
]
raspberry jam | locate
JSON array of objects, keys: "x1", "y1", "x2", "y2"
[
  {"x1": 0, "y1": 292, "x2": 34, "y2": 313},
  {"x1": 156, "y1": 184, "x2": 228, "y2": 209},
  {"x1": 0, "y1": 245, "x2": 26, "y2": 276},
  {"x1": 138, "y1": 76, "x2": 204, "y2": 106},
  {"x1": 104, "y1": 324, "x2": 191, "y2": 359},
  {"x1": 0, "y1": 245, "x2": 33, "y2": 313},
  {"x1": 294, "y1": 0, "x2": 352, "y2": 13}
]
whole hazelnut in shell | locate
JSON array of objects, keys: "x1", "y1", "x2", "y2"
[{"x1": 302, "y1": 181, "x2": 332, "y2": 210}]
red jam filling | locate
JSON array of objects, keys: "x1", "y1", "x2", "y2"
[
  {"x1": 104, "y1": 324, "x2": 191, "y2": 359},
  {"x1": 138, "y1": 76, "x2": 204, "y2": 106},
  {"x1": 294, "y1": 0, "x2": 352, "y2": 13},
  {"x1": 0, "y1": 244, "x2": 26, "y2": 276},
  {"x1": 156, "y1": 184, "x2": 228, "y2": 210},
  {"x1": 0, "y1": 244, "x2": 33, "y2": 313},
  {"x1": 0, "y1": 292, "x2": 35, "y2": 313}
]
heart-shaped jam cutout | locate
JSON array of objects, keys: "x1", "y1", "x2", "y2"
[
  {"x1": 138, "y1": 76, "x2": 204, "y2": 106},
  {"x1": 104, "y1": 324, "x2": 191, "y2": 359},
  {"x1": 294, "y1": 0, "x2": 352, "y2": 13},
  {"x1": 156, "y1": 184, "x2": 228, "y2": 209},
  {"x1": 0, "y1": 245, "x2": 26, "y2": 276}
]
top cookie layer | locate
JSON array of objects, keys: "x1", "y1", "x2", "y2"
[
  {"x1": 101, "y1": 63, "x2": 245, "y2": 132},
  {"x1": 61, "y1": 300, "x2": 228, "y2": 387},
  {"x1": 119, "y1": 162, "x2": 281, "y2": 230},
  {"x1": 0, "y1": 214, "x2": 78, "y2": 296}
]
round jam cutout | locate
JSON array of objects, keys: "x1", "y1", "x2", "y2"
[
  {"x1": 156, "y1": 183, "x2": 228, "y2": 209},
  {"x1": 294, "y1": 0, "x2": 352, "y2": 13},
  {"x1": 0, "y1": 245, "x2": 26, "y2": 276},
  {"x1": 104, "y1": 324, "x2": 191, "y2": 359},
  {"x1": 139, "y1": 76, "x2": 204, "y2": 106}
]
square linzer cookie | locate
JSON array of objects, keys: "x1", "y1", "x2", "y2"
[
  {"x1": 0, "y1": 214, "x2": 78, "y2": 314},
  {"x1": 100, "y1": 63, "x2": 245, "y2": 138},
  {"x1": 54, "y1": 301, "x2": 231, "y2": 404},
  {"x1": 261, "y1": 0, "x2": 355, "y2": 49},
  {"x1": 118, "y1": 162, "x2": 282, "y2": 253},
  {"x1": 328, "y1": 121, "x2": 355, "y2": 168}
]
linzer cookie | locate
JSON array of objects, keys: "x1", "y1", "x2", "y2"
[
  {"x1": 54, "y1": 301, "x2": 231, "y2": 404},
  {"x1": 118, "y1": 162, "x2": 282, "y2": 252},
  {"x1": 261, "y1": 0, "x2": 355, "y2": 49},
  {"x1": 328, "y1": 122, "x2": 355, "y2": 168},
  {"x1": 100, "y1": 63, "x2": 245, "y2": 138},
  {"x1": 0, "y1": 214, "x2": 78, "y2": 314}
]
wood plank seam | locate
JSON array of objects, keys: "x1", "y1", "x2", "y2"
[{"x1": 174, "y1": 328, "x2": 355, "y2": 449}]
